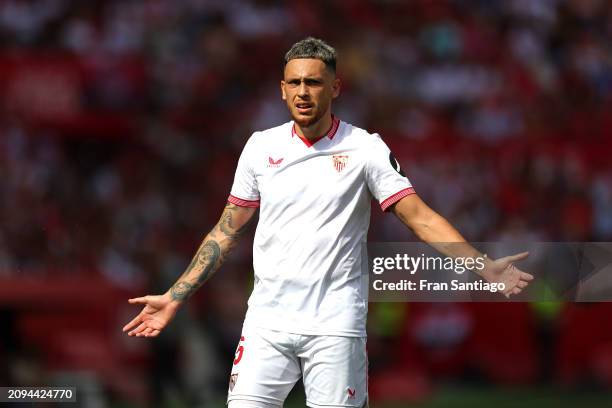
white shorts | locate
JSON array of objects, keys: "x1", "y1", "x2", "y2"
[{"x1": 227, "y1": 326, "x2": 368, "y2": 408}]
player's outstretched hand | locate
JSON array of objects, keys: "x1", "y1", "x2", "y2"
[
  {"x1": 122, "y1": 293, "x2": 180, "y2": 338},
  {"x1": 481, "y1": 252, "x2": 534, "y2": 298}
]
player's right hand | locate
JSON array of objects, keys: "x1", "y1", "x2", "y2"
[
  {"x1": 122, "y1": 293, "x2": 180, "y2": 338},
  {"x1": 481, "y1": 251, "x2": 534, "y2": 298}
]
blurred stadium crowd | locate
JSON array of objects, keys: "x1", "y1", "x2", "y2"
[{"x1": 1, "y1": 0, "x2": 612, "y2": 407}]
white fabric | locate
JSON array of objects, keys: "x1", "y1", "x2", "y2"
[
  {"x1": 228, "y1": 399, "x2": 280, "y2": 408},
  {"x1": 227, "y1": 326, "x2": 368, "y2": 407},
  {"x1": 229, "y1": 118, "x2": 414, "y2": 337}
]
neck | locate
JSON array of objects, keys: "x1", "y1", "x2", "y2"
[{"x1": 295, "y1": 113, "x2": 333, "y2": 141}]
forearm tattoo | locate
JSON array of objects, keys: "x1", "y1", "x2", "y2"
[
  {"x1": 218, "y1": 204, "x2": 251, "y2": 240},
  {"x1": 170, "y1": 203, "x2": 253, "y2": 301},
  {"x1": 170, "y1": 281, "x2": 195, "y2": 300}
]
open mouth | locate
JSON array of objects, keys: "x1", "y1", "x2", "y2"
[{"x1": 296, "y1": 103, "x2": 313, "y2": 114}]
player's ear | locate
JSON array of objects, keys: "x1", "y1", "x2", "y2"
[
  {"x1": 332, "y1": 77, "x2": 341, "y2": 99},
  {"x1": 280, "y1": 80, "x2": 287, "y2": 100}
]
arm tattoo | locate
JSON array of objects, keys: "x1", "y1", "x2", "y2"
[
  {"x1": 193, "y1": 241, "x2": 221, "y2": 284},
  {"x1": 218, "y1": 204, "x2": 251, "y2": 240},
  {"x1": 170, "y1": 204, "x2": 254, "y2": 301},
  {"x1": 170, "y1": 281, "x2": 195, "y2": 301},
  {"x1": 170, "y1": 240, "x2": 221, "y2": 301}
]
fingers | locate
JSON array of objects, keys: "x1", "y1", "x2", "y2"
[
  {"x1": 124, "y1": 296, "x2": 150, "y2": 332},
  {"x1": 520, "y1": 271, "x2": 534, "y2": 281},
  {"x1": 517, "y1": 280, "x2": 529, "y2": 289},
  {"x1": 128, "y1": 322, "x2": 148, "y2": 336},
  {"x1": 137, "y1": 327, "x2": 161, "y2": 338},
  {"x1": 128, "y1": 296, "x2": 150, "y2": 305},
  {"x1": 128, "y1": 322, "x2": 162, "y2": 338},
  {"x1": 124, "y1": 295, "x2": 166, "y2": 338},
  {"x1": 505, "y1": 286, "x2": 522, "y2": 298},
  {"x1": 122, "y1": 314, "x2": 143, "y2": 332},
  {"x1": 143, "y1": 329, "x2": 161, "y2": 338},
  {"x1": 142, "y1": 316, "x2": 164, "y2": 330},
  {"x1": 138, "y1": 327, "x2": 154, "y2": 337},
  {"x1": 505, "y1": 251, "x2": 529, "y2": 262}
]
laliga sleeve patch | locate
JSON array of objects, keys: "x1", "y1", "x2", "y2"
[{"x1": 389, "y1": 152, "x2": 406, "y2": 177}]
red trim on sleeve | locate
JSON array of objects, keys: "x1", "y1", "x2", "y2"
[
  {"x1": 380, "y1": 187, "x2": 416, "y2": 211},
  {"x1": 228, "y1": 194, "x2": 260, "y2": 208}
]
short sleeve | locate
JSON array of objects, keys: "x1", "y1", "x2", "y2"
[
  {"x1": 365, "y1": 134, "x2": 415, "y2": 211},
  {"x1": 228, "y1": 134, "x2": 260, "y2": 208}
]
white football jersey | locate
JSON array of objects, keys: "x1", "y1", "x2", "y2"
[{"x1": 228, "y1": 116, "x2": 414, "y2": 337}]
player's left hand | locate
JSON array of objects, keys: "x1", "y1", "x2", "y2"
[{"x1": 481, "y1": 251, "x2": 534, "y2": 298}]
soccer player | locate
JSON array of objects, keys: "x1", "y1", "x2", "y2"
[{"x1": 122, "y1": 38, "x2": 533, "y2": 408}]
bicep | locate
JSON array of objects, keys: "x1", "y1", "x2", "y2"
[
  {"x1": 215, "y1": 203, "x2": 257, "y2": 241},
  {"x1": 228, "y1": 204, "x2": 258, "y2": 228}
]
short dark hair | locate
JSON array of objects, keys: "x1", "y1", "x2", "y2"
[{"x1": 284, "y1": 37, "x2": 337, "y2": 73}]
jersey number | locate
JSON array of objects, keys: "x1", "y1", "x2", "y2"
[{"x1": 233, "y1": 336, "x2": 245, "y2": 365}]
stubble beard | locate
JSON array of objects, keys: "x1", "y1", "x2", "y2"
[
  {"x1": 293, "y1": 114, "x2": 318, "y2": 128},
  {"x1": 290, "y1": 103, "x2": 328, "y2": 129}
]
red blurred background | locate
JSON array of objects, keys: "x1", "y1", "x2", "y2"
[{"x1": 1, "y1": 0, "x2": 611, "y2": 406}]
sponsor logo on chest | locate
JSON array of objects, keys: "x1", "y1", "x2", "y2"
[{"x1": 267, "y1": 156, "x2": 284, "y2": 168}]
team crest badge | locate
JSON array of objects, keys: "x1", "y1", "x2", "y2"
[{"x1": 332, "y1": 155, "x2": 349, "y2": 172}]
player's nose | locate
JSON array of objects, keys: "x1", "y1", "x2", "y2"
[{"x1": 297, "y1": 82, "x2": 309, "y2": 97}]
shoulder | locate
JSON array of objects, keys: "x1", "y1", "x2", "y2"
[
  {"x1": 242, "y1": 121, "x2": 292, "y2": 152},
  {"x1": 252, "y1": 121, "x2": 292, "y2": 142},
  {"x1": 339, "y1": 120, "x2": 386, "y2": 149}
]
